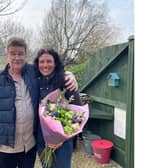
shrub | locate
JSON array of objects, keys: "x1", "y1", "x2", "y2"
[
  {"x1": 0, "y1": 57, "x2": 6, "y2": 69},
  {"x1": 66, "y1": 62, "x2": 87, "y2": 89}
]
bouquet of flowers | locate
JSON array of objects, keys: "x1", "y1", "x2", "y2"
[{"x1": 39, "y1": 89, "x2": 89, "y2": 167}]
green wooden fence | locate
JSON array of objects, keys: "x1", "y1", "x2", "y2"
[{"x1": 80, "y1": 36, "x2": 134, "y2": 168}]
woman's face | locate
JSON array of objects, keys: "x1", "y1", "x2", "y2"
[{"x1": 38, "y1": 53, "x2": 56, "y2": 76}]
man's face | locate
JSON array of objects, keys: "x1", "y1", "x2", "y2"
[{"x1": 6, "y1": 46, "x2": 26, "y2": 71}]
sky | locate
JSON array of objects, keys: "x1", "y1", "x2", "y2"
[
  {"x1": 11, "y1": 0, "x2": 134, "y2": 43},
  {"x1": 107, "y1": 0, "x2": 134, "y2": 41}
]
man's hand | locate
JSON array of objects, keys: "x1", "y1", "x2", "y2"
[{"x1": 65, "y1": 71, "x2": 78, "y2": 91}]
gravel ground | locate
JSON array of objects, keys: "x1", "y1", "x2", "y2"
[{"x1": 34, "y1": 139, "x2": 122, "y2": 168}]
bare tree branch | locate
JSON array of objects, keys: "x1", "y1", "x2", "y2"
[
  {"x1": 0, "y1": 0, "x2": 27, "y2": 16},
  {"x1": 0, "y1": 19, "x2": 33, "y2": 49},
  {"x1": 40, "y1": 0, "x2": 121, "y2": 65}
]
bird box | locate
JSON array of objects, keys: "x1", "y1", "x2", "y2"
[{"x1": 107, "y1": 73, "x2": 120, "y2": 87}]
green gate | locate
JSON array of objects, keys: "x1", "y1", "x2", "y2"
[{"x1": 80, "y1": 36, "x2": 134, "y2": 168}]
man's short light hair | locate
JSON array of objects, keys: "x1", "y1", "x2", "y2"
[{"x1": 6, "y1": 37, "x2": 27, "y2": 53}]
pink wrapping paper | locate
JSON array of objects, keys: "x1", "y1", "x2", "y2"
[{"x1": 39, "y1": 89, "x2": 89, "y2": 144}]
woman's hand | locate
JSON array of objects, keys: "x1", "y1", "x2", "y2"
[
  {"x1": 48, "y1": 143, "x2": 63, "y2": 150},
  {"x1": 65, "y1": 71, "x2": 78, "y2": 91}
]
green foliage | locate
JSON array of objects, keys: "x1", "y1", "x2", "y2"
[
  {"x1": 0, "y1": 57, "x2": 7, "y2": 69},
  {"x1": 0, "y1": 63, "x2": 3, "y2": 69},
  {"x1": 40, "y1": 147, "x2": 55, "y2": 168},
  {"x1": 66, "y1": 62, "x2": 87, "y2": 89}
]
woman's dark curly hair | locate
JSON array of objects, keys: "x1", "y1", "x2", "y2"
[
  {"x1": 34, "y1": 48, "x2": 65, "y2": 87},
  {"x1": 34, "y1": 48, "x2": 64, "y2": 75}
]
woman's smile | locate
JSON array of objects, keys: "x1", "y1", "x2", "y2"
[{"x1": 38, "y1": 54, "x2": 56, "y2": 76}]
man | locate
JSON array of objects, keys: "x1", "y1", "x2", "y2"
[{"x1": 0, "y1": 37, "x2": 78, "y2": 168}]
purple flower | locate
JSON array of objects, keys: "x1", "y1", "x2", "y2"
[
  {"x1": 72, "y1": 115, "x2": 78, "y2": 123},
  {"x1": 51, "y1": 111, "x2": 57, "y2": 117}
]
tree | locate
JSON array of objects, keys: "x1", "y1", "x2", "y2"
[
  {"x1": 0, "y1": 0, "x2": 27, "y2": 16},
  {"x1": 0, "y1": 19, "x2": 32, "y2": 40},
  {"x1": 0, "y1": 0, "x2": 36, "y2": 62},
  {"x1": 0, "y1": 19, "x2": 34, "y2": 61},
  {"x1": 0, "y1": 0, "x2": 28, "y2": 42},
  {"x1": 40, "y1": 0, "x2": 120, "y2": 65}
]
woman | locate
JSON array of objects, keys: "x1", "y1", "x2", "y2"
[{"x1": 34, "y1": 48, "x2": 81, "y2": 168}]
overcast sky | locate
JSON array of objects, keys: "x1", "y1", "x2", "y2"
[{"x1": 11, "y1": 0, "x2": 133, "y2": 43}]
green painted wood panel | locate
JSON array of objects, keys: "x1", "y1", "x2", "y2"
[
  {"x1": 82, "y1": 48, "x2": 128, "y2": 103},
  {"x1": 80, "y1": 37, "x2": 134, "y2": 168},
  {"x1": 81, "y1": 43, "x2": 128, "y2": 91},
  {"x1": 125, "y1": 36, "x2": 134, "y2": 168}
]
